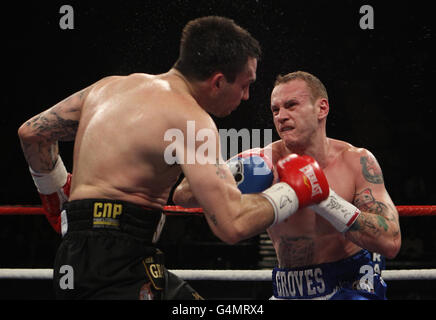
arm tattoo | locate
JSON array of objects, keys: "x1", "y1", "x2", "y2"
[
  {"x1": 215, "y1": 162, "x2": 227, "y2": 179},
  {"x1": 377, "y1": 215, "x2": 389, "y2": 232},
  {"x1": 354, "y1": 188, "x2": 387, "y2": 215},
  {"x1": 351, "y1": 188, "x2": 399, "y2": 235},
  {"x1": 26, "y1": 91, "x2": 83, "y2": 141},
  {"x1": 360, "y1": 156, "x2": 384, "y2": 184},
  {"x1": 354, "y1": 188, "x2": 396, "y2": 221},
  {"x1": 205, "y1": 212, "x2": 218, "y2": 226},
  {"x1": 29, "y1": 111, "x2": 79, "y2": 142},
  {"x1": 20, "y1": 90, "x2": 84, "y2": 172},
  {"x1": 349, "y1": 213, "x2": 382, "y2": 235},
  {"x1": 20, "y1": 139, "x2": 58, "y2": 170}
]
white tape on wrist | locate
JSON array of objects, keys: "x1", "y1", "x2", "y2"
[
  {"x1": 310, "y1": 189, "x2": 361, "y2": 233},
  {"x1": 261, "y1": 182, "x2": 299, "y2": 226},
  {"x1": 61, "y1": 209, "x2": 68, "y2": 237},
  {"x1": 29, "y1": 156, "x2": 68, "y2": 195}
]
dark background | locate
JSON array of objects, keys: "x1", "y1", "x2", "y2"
[{"x1": 0, "y1": 0, "x2": 434, "y2": 299}]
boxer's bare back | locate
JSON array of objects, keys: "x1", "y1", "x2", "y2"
[{"x1": 69, "y1": 73, "x2": 190, "y2": 210}]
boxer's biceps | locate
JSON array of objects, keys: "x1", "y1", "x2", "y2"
[
  {"x1": 20, "y1": 87, "x2": 90, "y2": 143},
  {"x1": 35, "y1": 95, "x2": 82, "y2": 142}
]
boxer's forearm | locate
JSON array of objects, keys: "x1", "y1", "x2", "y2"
[
  {"x1": 19, "y1": 135, "x2": 59, "y2": 173},
  {"x1": 18, "y1": 88, "x2": 85, "y2": 172},
  {"x1": 345, "y1": 206, "x2": 401, "y2": 259},
  {"x1": 174, "y1": 180, "x2": 275, "y2": 241},
  {"x1": 221, "y1": 194, "x2": 274, "y2": 243},
  {"x1": 18, "y1": 110, "x2": 65, "y2": 172},
  {"x1": 174, "y1": 180, "x2": 276, "y2": 242}
]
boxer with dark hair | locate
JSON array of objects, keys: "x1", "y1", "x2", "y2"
[
  {"x1": 18, "y1": 15, "x2": 262, "y2": 300},
  {"x1": 18, "y1": 16, "x2": 331, "y2": 300}
]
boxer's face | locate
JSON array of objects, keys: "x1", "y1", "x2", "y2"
[
  {"x1": 270, "y1": 79, "x2": 320, "y2": 149},
  {"x1": 212, "y1": 57, "x2": 257, "y2": 117}
]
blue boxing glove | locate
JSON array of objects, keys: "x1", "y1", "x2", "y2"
[{"x1": 226, "y1": 149, "x2": 274, "y2": 193}]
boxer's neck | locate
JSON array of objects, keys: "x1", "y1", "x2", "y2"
[
  {"x1": 282, "y1": 133, "x2": 330, "y2": 168},
  {"x1": 165, "y1": 69, "x2": 212, "y2": 113}
]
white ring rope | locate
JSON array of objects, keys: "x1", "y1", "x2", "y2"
[{"x1": 0, "y1": 268, "x2": 436, "y2": 281}]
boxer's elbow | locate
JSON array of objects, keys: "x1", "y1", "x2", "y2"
[
  {"x1": 230, "y1": 223, "x2": 249, "y2": 244},
  {"x1": 383, "y1": 235, "x2": 402, "y2": 260},
  {"x1": 18, "y1": 122, "x2": 40, "y2": 143},
  {"x1": 369, "y1": 233, "x2": 401, "y2": 260},
  {"x1": 213, "y1": 212, "x2": 247, "y2": 245},
  {"x1": 217, "y1": 226, "x2": 245, "y2": 245},
  {"x1": 219, "y1": 215, "x2": 256, "y2": 245},
  {"x1": 18, "y1": 123, "x2": 32, "y2": 141}
]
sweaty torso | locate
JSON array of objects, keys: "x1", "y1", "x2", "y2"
[
  {"x1": 266, "y1": 139, "x2": 362, "y2": 268},
  {"x1": 69, "y1": 73, "x2": 195, "y2": 210}
]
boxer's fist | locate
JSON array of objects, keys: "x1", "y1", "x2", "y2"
[
  {"x1": 276, "y1": 154, "x2": 329, "y2": 208},
  {"x1": 38, "y1": 173, "x2": 71, "y2": 233},
  {"x1": 261, "y1": 154, "x2": 329, "y2": 225},
  {"x1": 29, "y1": 156, "x2": 71, "y2": 234},
  {"x1": 227, "y1": 149, "x2": 274, "y2": 194},
  {"x1": 227, "y1": 149, "x2": 274, "y2": 193}
]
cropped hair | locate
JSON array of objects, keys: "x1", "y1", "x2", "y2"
[
  {"x1": 174, "y1": 16, "x2": 261, "y2": 83},
  {"x1": 274, "y1": 71, "x2": 328, "y2": 103}
]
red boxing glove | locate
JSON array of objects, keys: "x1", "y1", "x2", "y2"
[
  {"x1": 29, "y1": 156, "x2": 71, "y2": 234},
  {"x1": 38, "y1": 173, "x2": 71, "y2": 233},
  {"x1": 276, "y1": 154, "x2": 330, "y2": 208},
  {"x1": 261, "y1": 154, "x2": 329, "y2": 225}
]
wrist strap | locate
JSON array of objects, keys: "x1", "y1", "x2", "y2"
[
  {"x1": 261, "y1": 182, "x2": 299, "y2": 225},
  {"x1": 311, "y1": 189, "x2": 361, "y2": 232},
  {"x1": 29, "y1": 156, "x2": 68, "y2": 194}
]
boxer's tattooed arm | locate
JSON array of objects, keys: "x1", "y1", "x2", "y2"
[
  {"x1": 20, "y1": 139, "x2": 59, "y2": 170},
  {"x1": 350, "y1": 188, "x2": 400, "y2": 236},
  {"x1": 25, "y1": 91, "x2": 83, "y2": 141},
  {"x1": 26, "y1": 112, "x2": 79, "y2": 141},
  {"x1": 360, "y1": 156, "x2": 384, "y2": 184},
  {"x1": 19, "y1": 89, "x2": 85, "y2": 171},
  {"x1": 345, "y1": 153, "x2": 401, "y2": 256}
]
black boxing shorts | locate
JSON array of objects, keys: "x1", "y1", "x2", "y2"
[{"x1": 53, "y1": 199, "x2": 203, "y2": 300}]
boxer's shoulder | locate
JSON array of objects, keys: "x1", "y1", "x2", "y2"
[
  {"x1": 328, "y1": 139, "x2": 381, "y2": 180},
  {"x1": 328, "y1": 138, "x2": 364, "y2": 164},
  {"x1": 134, "y1": 73, "x2": 215, "y2": 131}
]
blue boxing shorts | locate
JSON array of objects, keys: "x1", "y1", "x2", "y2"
[{"x1": 271, "y1": 250, "x2": 387, "y2": 300}]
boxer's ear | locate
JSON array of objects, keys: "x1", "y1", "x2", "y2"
[
  {"x1": 210, "y1": 72, "x2": 225, "y2": 90},
  {"x1": 317, "y1": 98, "x2": 329, "y2": 120}
]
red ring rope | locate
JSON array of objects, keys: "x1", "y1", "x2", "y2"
[{"x1": 0, "y1": 205, "x2": 435, "y2": 216}]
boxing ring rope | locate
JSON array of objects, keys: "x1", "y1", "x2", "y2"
[
  {"x1": 1, "y1": 205, "x2": 436, "y2": 282},
  {"x1": 1, "y1": 205, "x2": 435, "y2": 216},
  {"x1": 1, "y1": 268, "x2": 436, "y2": 281}
]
